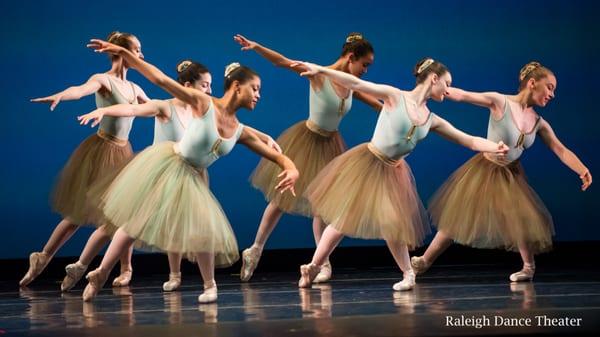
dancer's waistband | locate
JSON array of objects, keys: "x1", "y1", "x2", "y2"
[
  {"x1": 367, "y1": 143, "x2": 402, "y2": 167},
  {"x1": 96, "y1": 129, "x2": 128, "y2": 146},
  {"x1": 305, "y1": 120, "x2": 338, "y2": 138}
]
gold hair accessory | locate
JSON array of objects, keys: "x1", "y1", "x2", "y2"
[
  {"x1": 519, "y1": 62, "x2": 541, "y2": 81},
  {"x1": 177, "y1": 60, "x2": 192, "y2": 73},
  {"x1": 345, "y1": 34, "x2": 363, "y2": 43},
  {"x1": 417, "y1": 58, "x2": 435, "y2": 75},
  {"x1": 225, "y1": 62, "x2": 241, "y2": 77}
]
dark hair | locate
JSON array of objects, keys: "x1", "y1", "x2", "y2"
[
  {"x1": 175, "y1": 60, "x2": 210, "y2": 85},
  {"x1": 341, "y1": 32, "x2": 374, "y2": 60},
  {"x1": 107, "y1": 31, "x2": 138, "y2": 61},
  {"x1": 223, "y1": 62, "x2": 259, "y2": 91},
  {"x1": 413, "y1": 58, "x2": 449, "y2": 84},
  {"x1": 518, "y1": 61, "x2": 554, "y2": 90}
]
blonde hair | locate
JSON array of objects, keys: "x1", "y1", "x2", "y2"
[
  {"x1": 413, "y1": 57, "x2": 449, "y2": 84},
  {"x1": 519, "y1": 61, "x2": 554, "y2": 90},
  {"x1": 106, "y1": 31, "x2": 137, "y2": 61}
]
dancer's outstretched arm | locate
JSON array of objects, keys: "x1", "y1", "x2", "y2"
[
  {"x1": 293, "y1": 61, "x2": 398, "y2": 103},
  {"x1": 353, "y1": 91, "x2": 383, "y2": 112},
  {"x1": 538, "y1": 119, "x2": 592, "y2": 191},
  {"x1": 234, "y1": 34, "x2": 310, "y2": 74},
  {"x1": 77, "y1": 100, "x2": 170, "y2": 127},
  {"x1": 31, "y1": 74, "x2": 111, "y2": 111},
  {"x1": 236, "y1": 37, "x2": 382, "y2": 112},
  {"x1": 88, "y1": 39, "x2": 211, "y2": 115},
  {"x1": 431, "y1": 115, "x2": 509, "y2": 154},
  {"x1": 445, "y1": 87, "x2": 505, "y2": 118}
]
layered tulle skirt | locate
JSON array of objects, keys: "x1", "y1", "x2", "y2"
[
  {"x1": 429, "y1": 153, "x2": 554, "y2": 253},
  {"x1": 305, "y1": 143, "x2": 430, "y2": 249},
  {"x1": 95, "y1": 142, "x2": 238, "y2": 267},
  {"x1": 251, "y1": 120, "x2": 346, "y2": 217},
  {"x1": 52, "y1": 132, "x2": 133, "y2": 226}
]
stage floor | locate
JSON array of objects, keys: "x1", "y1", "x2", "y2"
[{"x1": 2, "y1": 264, "x2": 599, "y2": 336}]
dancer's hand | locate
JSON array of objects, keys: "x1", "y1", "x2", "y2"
[
  {"x1": 496, "y1": 141, "x2": 509, "y2": 154},
  {"x1": 87, "y1": 39, "x2": 126, "y2": 56},
  {"x1": 267, "y1": 136, "x2": 282, "y2": 153},
  {"x1": 77, "y1": 110, "x2": 104, "y2": 127},
  {"x1": 444, "y1": 87, "x2": 461, "y2": 101},
  {"x1": 31, "y1": 94, "x2": 62, "y2": 111},
  {"x1": 234, "y1": 34, "x2": 258, "y2": 51},
  {"x1": 275, "y1": 168, "x2": 299, "y2": 196},
  {"x1": 290, "y1": 61, "x2": 320, "y2": 77},
  {"x1": 580, "y1": 170, "x2": 592, "y2": 191}
]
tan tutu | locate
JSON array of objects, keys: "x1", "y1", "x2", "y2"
[
  {"x1": 305, "y1": 143, "x2": 430, "y2": 248},
  {"x1": 429, "y1": 153, "x2": 554, "y2": 254},
  {"x1": 97, "y1": 142, "x2": 237, "y2": 267},
  {"x1": 251, "y1": 120, "x2": 346, "y2": 217},
  {"x1": 52, "y1": 133, "x2": 133, "y2": 226}
]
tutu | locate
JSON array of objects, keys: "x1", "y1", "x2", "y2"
[
  {"x1": 87, "y1": 153, "x2": 209, "y2": 237},
  {"x1": 97, "y1": 142, "x2": 237, "y2": 267},
  {"x1": 52, "y1": 132, "x2": 133, "y2": 226},
  {"x1": 251, "y1": 120, "x2": 346, "y2": 217},
  {"x1": 305, "y1": 143, "x2": 430, "y2": 248},
  {"x1": 429, "y1": 153, "x2": 554, "y2": 254}
]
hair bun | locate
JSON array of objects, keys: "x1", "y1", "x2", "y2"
[
  {"x1": 177, "y1": 60, "x2": 192, "y2": 73},
  {"x1": 345, "y1": 33, "x2": 363, "y2": 43},
  {"x1": 107, "y1": 31, "x2": 123, "y2": 41},
  {"x1": 519, "y1": 61, "x2": 542, "y2": 82},
  {"x1": 416, "y1": 58, "x2": 435, "y2": 76}
]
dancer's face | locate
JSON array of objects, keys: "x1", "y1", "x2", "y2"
[
  {"x1": 430, "y1": 72, "x2": 452, "y2": 102},
  {"x1": 191, "y1": 72, "x2": 212, "y2": 95},
  {"x1": 121, "y1": 37, "x2": 143, "y2": 68},
  {"x1": 528, "y1": 74, "x2": 556, "y2": 107},
  {"x1": 348, "y1": 53, "x2": 374, "y2": 78},
  {"x1": 238, "y1": 76, "x2": 261, "y2": 110},
  {"x1": 128, "y1": 37, "x2": 144, "y2": 59}
]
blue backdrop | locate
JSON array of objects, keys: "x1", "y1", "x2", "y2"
[{"x1": 1, "y1": 0, "x2": 598, "y2": 259}]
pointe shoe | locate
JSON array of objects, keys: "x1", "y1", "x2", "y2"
[
  {"x1": 198, "y1": 281, "x2": 218, "y2": 303},
  {"x1": 19, "y1": 252, "x2": 50, "y2": 287},
  {"x1": 314, "y1": 261, "x2": 332, "y2": 283},
  {"x1": 61, "y1": 262, "x2": 88, "y2": 292},
  {"x1": 112, "y1": 268, "x2": 132, "y2": 287},
  {"x1": 410, "y1": 256, "x2": 430, "y2": 275},
  {"x1": 163, "y1": 272, "x2": 182, "y2": 292},
  {"x1": 393, "y1": 270, "x2": 416, "y2": 291},
  {"x1": 298, "y1": 263, "x2": 320, "y2": 288},
  {"x1": 509, "y1": 266, "x2": 535, "y2": 282},
  {"x1": 83, "y1": 268, "x2": 109, "y2": 302},
  {"x1": 240, "y1": 246, "x2": 262, "y2": 282}
]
